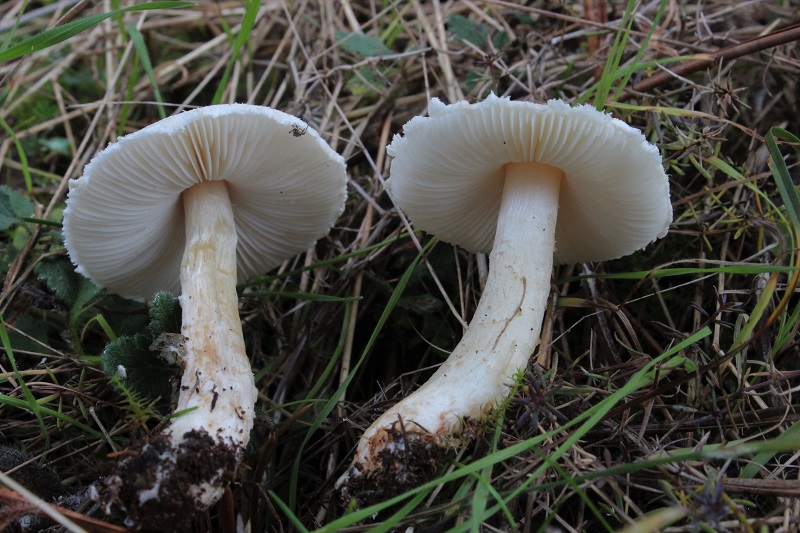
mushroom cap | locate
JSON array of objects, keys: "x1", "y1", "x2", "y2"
[
  {"x1": 63, "y1": 104, "x2": 347, "y2": 301},
  {"x1": 387, "y1": 94, "x2": 672, "y2": 264}
]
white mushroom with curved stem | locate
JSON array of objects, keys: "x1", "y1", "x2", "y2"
[
  {"x1": 338, "y1": 94, "x2": 672, "y2": 500},
  {"x1": 63, "y1": 104, "x2": 347, "y2": 528}
]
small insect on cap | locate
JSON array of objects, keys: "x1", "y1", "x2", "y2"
[
  {"x1": 63, "y1": 104, "x2": 347, "y2": 301},
  {"x1": 387, "y1": 94, "x2": 672, "y2": 264}
]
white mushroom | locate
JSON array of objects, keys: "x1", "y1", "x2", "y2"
[
  {"x1": 338, "y1": 94, "x2": 671, "y2": 499},
  {"x1": 63, "y1": 104, "x2": 346, "y2": 527}
]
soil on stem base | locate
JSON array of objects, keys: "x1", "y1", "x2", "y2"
[
  {"x1": 103, "y1": 429, "x2": 239, "y2": 531},
  {"x1": 341, "y1": 415, "x2": 464, "y2": 506}
]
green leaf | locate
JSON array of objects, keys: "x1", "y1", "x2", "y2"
[
  {"x1": 100, "y1": 291, "x2": 181, "y2": 399},
  {"x1": 103, "y1": 333, "x2": 176, "y2": 399},
  {"x1": 492, "y1": 30, "x2": 510, "y2": 51},
  {"x1": 149, "y1": 291, "x2": 181, "y2": 335},
  {"x1": 447, "y1": 14, "x2": 489, "y2": 48},
  {"x1": 334, "y1": 29, "x2": 392, "y2": 57},
  {"x1": 8, "y1": 314, "x2": 57, "y2": 355},
  {"x1": 103, "y1": 333, "x2": 150, "y2": 376},
  {"x1": 69, "y1": 278, "x2": 103, "y2": 326},
  {"x1": 0, "y1": 186, "x2": 33, "y2": 231},
  {"x1": 38, "y1": 137, "x2": 71, "y2": 156},
  {"x1": 35, "y1": 259, "x2": 103, "y2": 328},
  {"x1": 6, "y1": 189, "x2": 34, "y2": 218},
  {"x1": 36, "y1": 259, "x2": 81, "y2": 303},
  {"x1": 344, "y1": 66, "x2": 390, "y2": 97},
  {"x1": 398, "y1": 294, "x2": 443, "y2": 314},
  {"x1": 0, "y1": 2, "x2": 196, "y2": 62}
]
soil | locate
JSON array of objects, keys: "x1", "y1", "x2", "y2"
[{"x1": 103, "y1": 429, "x2": 239, "y2": 531}]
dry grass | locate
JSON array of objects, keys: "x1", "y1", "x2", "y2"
[{"x1": 1, "y1": 0, "x2": 800, "y2": 531}]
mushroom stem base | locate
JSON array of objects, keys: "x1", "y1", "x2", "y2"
[{"x1": 105, "y1": 430, "x2": 239, "y2": 532}]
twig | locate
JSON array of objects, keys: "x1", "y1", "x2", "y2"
[
  {"x1": 0, "y1": 482, "x2": 86, "y2": 533},
  {"x1": 618, "y1": 23, "x2": 800, "y2": 101}
]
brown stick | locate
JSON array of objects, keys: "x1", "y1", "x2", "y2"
[
  {"x1": 0, "y1": 487, "x2": 127, "y2": 533},
  {"x1": 618, "y1": 23, "x2": 800, "y2": 101},
  {"x1": 585, "y1": 0, "x2": 609, "y2": 81},
  {"x1": 721, "y1": 477, "x2": 800, "y2": 497}
]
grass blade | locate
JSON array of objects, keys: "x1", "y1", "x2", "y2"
[
  {"x1": 253, "y1": 291, "x2": 362, "y2": 302},
  {"x1": 0, "y1": 318, "x2": 48, "y2": 446},
  {"x1": 268, "y1": 490, "x2": 310, "y2": 533},
  {"x1": 211, "y1": 0, "x2": 260, "y2": 104},
  {"x1": 591, "y1": 0, "x2": 636, "y2": 110},
  {"x1": 739, "y1": 419, "x2": 800, "y2": 479},
  {"x1": 765, "y1": 127, "x2": 800, "y2": 232},
  {"x1": 572, "y1": 263, "x2": 800, "y2": 281},
  {"x1": 0, "y1": 2, "x2": 195, "y2": 62},
  {"x1": 611, "y1": 0, "x2": 668, "y2": 102},
  {"x1": 127, "y1": 23, "x2": 166, "y2": 119},
  {"x1": 0, "y1": 387, "x2": 102, "y2": 438},
  {"x1": 0, "y1": 116, "x2": 32, "y2": 193}
]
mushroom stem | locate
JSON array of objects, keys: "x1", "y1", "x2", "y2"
[
  {"x1": 115, "y1": 181, "x2": 259, "y2": 524},
  {"x1": 174, "y1": 180, "x2": 257, "y2": 448},
  {"x1": 166, "y1": 180, "x2": 258, "y2": 506},
  {"x1": 343, "y1": 163, "x2": 562, "y2": 486}
]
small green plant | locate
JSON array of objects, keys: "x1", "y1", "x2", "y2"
[
  {"x1": 0, "y1": 186, "x2": 32, "y2": 226},
  {"x1": 108, "y1": 374, "x2": 163, "y2": 431},
  {"x1": 446, "y1": 14, "x2": 510, "y2": 95},
  {"x1": 35, "y1": 257, "x2": 103, "y2": 342},
  {"x1": 102, "y1": 291, "x2": 182, "y2": 400}
]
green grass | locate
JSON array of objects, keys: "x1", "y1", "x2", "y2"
[{"x1": 1, "y1": 0, "x2": 799, "y2": 531}]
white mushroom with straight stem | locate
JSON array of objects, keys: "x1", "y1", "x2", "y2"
[
  {"x1": 62, "y1": 104, "x2": 347, "y2": 528},
  {"x1": 338, "y1": 94, "x2": 672, "y2": 500}
]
